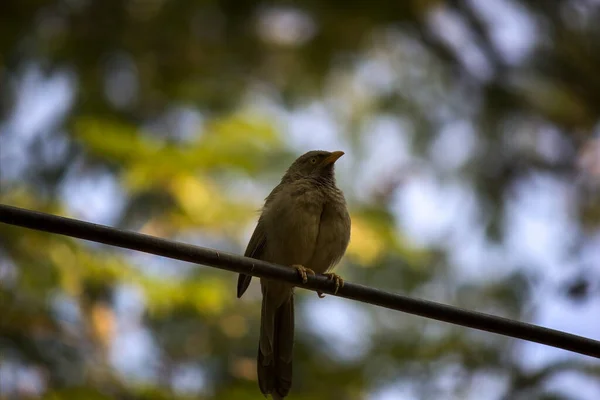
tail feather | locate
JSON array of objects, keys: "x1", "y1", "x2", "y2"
[{"x1": 258, "y1": 294, "x2": 294, "y2": 398}]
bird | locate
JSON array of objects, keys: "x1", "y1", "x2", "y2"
[{"x1": 237, "y1": 150, "x2": 351, "y2": 399}]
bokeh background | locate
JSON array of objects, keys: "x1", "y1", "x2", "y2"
[{"x1": 2, "y1": 0, "x2": 600, "y2": 399}]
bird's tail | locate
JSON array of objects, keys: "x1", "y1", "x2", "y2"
[{"x1": 258, "y1": 293, "x2": 294, "y2": 399}]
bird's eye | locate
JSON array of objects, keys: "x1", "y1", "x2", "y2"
[{"x1": 310, "y1": 158, "x2": 317, "y2": 164}]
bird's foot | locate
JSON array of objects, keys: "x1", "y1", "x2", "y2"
[
  {"x1": 317, "y1": 273, "x2": 344, "y2": 298},
  {"x1": 292, "y1": 264, "x2": 315, "y2": 284}
]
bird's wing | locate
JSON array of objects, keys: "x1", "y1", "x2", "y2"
[
  {"x1": 244, "y1": 217, "x2": 267, "y2": 258},
  {"x1": 237, "y1": 216, "x2": 267, "y2": 298},
  {"x1": 237, "y1": 184, "x2": 285, "y2": 298}
]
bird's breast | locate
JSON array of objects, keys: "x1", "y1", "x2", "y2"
[
  {"x1": 261, "y1": 185, "x2": 324, "y2": 267},
  {"x1": 309, "y1": 195, "x2": 351, "y2": 274}
]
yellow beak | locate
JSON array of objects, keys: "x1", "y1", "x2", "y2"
[{"x1": 322, "y1": 151, "x2": 345, "y2": 165}]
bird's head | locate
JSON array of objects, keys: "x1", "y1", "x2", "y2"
[{"x1": 282, "y1": 150, "x2": 345, "y2": 183}]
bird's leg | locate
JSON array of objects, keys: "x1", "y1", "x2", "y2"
[
  {"x1": 291, "y1": 264, "x2": 315, "y2": 284},
  {"x1": 317, "y1": 273, "x2": 345, "y2": 298}
]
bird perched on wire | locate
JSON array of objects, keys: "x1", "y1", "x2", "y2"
[{"x1": 237, "y1": 150, "x2": 351, "y2": 399}]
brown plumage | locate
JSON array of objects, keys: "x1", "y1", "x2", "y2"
[{"x1": 237, "y1": 150, "x2": 351, "y2": 399}]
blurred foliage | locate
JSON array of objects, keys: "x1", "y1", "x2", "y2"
[{"x1": 1, "y1": 0, "x2": 600, "y2": 399}]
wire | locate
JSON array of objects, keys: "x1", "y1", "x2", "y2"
[{"x1": 1, "y1": 203, "x2": 599, "y2": 359}]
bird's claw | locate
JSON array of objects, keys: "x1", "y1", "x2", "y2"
[
  {"x1": 317, "y1": 273, "x2": 344, "y2": 298},
  {"x1": 292, "y1": 264, "x2": 315, "y2": 284}
]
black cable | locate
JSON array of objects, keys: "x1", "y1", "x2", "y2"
[{"x1": 1, "y1": 203, "x2": 599, "y2": 359}]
